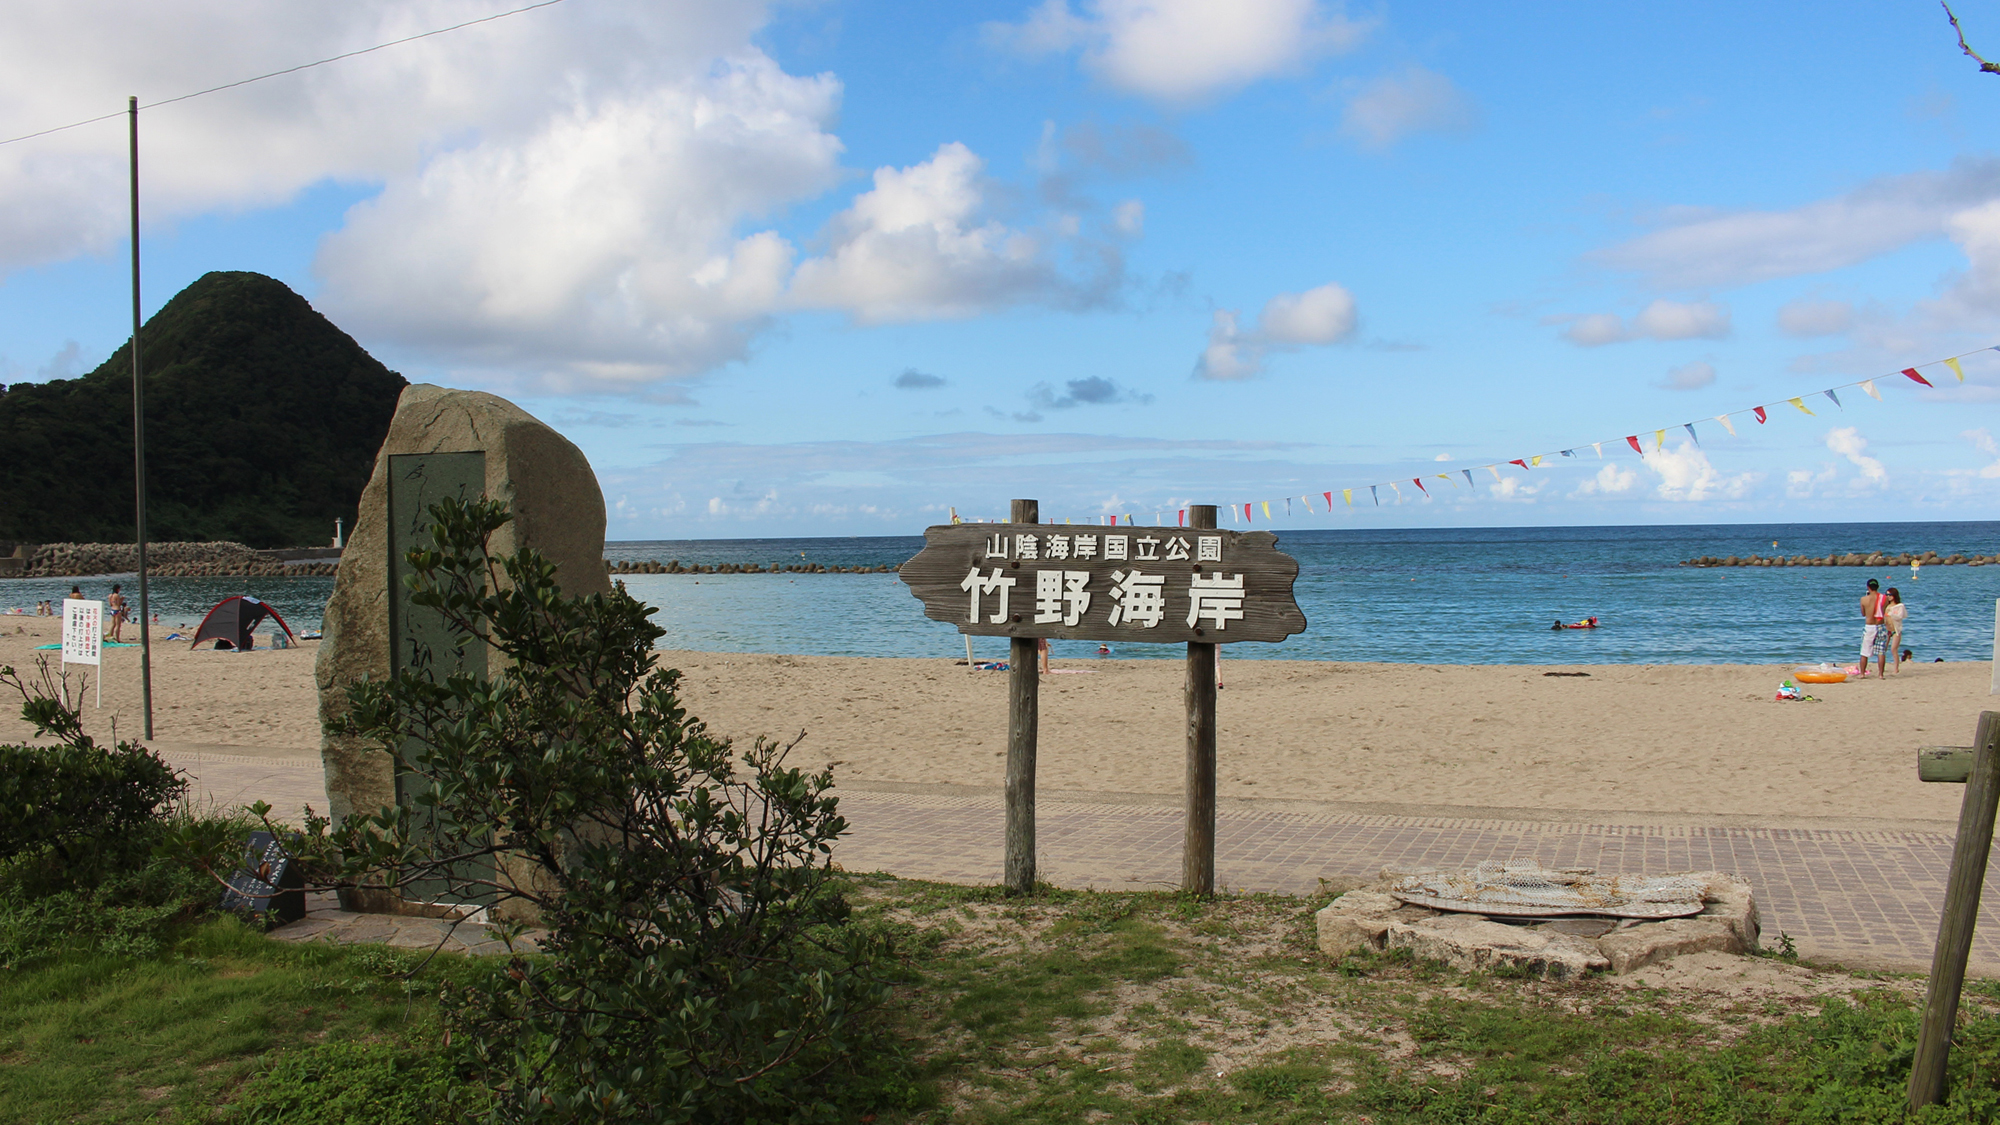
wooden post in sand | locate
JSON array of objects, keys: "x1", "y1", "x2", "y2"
[
  {"x1": 1909, "y1": 710, "x2": 2000, "y2": 1111},
  {"x1": 1184, "y1": 504, "x2": 1219, "y2": 897},
  {"x1": 1004, "y1": 498, "x2": 1039, "y2": 894}
]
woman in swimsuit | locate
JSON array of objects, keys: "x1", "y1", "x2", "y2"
[{"x1": 105, "y1": 583, "x2": 129, "y2": 642}]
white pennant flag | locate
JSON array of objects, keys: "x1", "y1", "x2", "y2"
[{"x1": 1714, "y1": 414, "x2": 1736, "y2": 436}]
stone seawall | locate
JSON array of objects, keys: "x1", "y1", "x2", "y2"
[
  {"x1": 1681, "y1": 550, "x2": 1996, "y2": 568},
  {"x1": 11, "y1": 542, "x2": 897, "y2": 578},
  {"x1": 22, "y1": 542, "x2": 339, "y2": 578},
  {"x1": 606, "y1": 559, "x2": 896, "y2": 575}
]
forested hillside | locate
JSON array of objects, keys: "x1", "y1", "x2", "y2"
[{"x1": 0, "y1": 271, "x2": 406, "y2": 548}]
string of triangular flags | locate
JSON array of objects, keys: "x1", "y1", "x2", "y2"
[{"x1": 947, "y1": 345, "x2": 1990, "y2": 528}]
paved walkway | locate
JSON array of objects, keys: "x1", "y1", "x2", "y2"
[{"x1": 156, "y1": 743, "x2": 2000, "y2": 974}]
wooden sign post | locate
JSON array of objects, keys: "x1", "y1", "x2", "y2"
[
  {"x1": 1909, "y1": 710, "x2": 2000, "y2": 1112},
  {"x1": 1185, "y1": 505, "x2": 1219, "y2": 896},
  {"x1": 900, "y1": 499, "x2": 1306, "y2": 895}
]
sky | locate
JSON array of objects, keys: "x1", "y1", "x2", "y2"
[{"x1": 4, "y1": 0, "x2": 2000, "y2": 539}]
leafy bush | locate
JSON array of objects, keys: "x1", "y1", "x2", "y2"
[
  {"x1": 0, "y1": 658, "x2": 186, "y2": 887},
  {"x1": 306, "y1": 496, "x2": 894, "y2": 1122}
]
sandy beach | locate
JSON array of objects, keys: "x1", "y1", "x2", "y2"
[{"x1": 0, "y1": 620, "x2": 1988, "y2": 824}]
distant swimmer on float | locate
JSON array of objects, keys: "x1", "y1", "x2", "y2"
[{"x1": 1552, "y1": 616, "x2": 1600, "y2": 630}]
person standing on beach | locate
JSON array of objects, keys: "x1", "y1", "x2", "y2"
[
  {"x1": 1884, "y1": 588, "x2": 1907, "y2": 675},
  {"x1": 105, "y1": 583, "x2": 129, "y2": 642},
  {"x1": 1859, "y1": 578, "x2": 1887, "y2": 678}
]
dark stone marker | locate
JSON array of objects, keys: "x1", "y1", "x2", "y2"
[{"x1": 219, "y1": 830, "x2": 305, "y2": 924}]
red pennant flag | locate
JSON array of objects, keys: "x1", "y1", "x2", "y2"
[
  {"x1": 1510, "y1": 458, "x2": 1528, "y2": 470},
  {"x1": 1902, "y1": 366, "x2": 1934, "y2": 387},
  {"x1": 1625, "y1": 435, "x2": 1642, "y2": 454},
  {"x1": 1244, "y1": 503, "x2": 1253, "y2": 523},
  {"x1": 1177, "y1": 509, "x2": 1185, "y2": 527},
  {"x1": 1323, "y1": 491, "x2": 1333, "y2": 509},
  {"x1": 1412, "y1": 477, "x2": 1427, "y2": 494},
  {"x1": 1753, "y1": 406, "x2": 1767, "y2": 424}
]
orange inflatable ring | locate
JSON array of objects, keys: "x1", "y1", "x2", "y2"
[{"x1": 1793, "y1": 670, "x2": 1846, "y2": 684}]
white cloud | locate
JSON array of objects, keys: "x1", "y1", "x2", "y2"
[
  {"x1": 791, "y1": 143, "x2": 1112, "y2": 325},
  {"x1": 1433, "y1": 452, "x2": 1453, "y2": 461},
  {"x1": 1194, "y1": 282, "x2": 1357, "y2": 379},
  {"x1": 1340, "y1": 67, "x2": 1478, "y2": 149},
  {"x1": 1825, "y1": 426, "x2": 1887, "y2": 487},
  {"x1": 1572, "y1": 463, "x2": 1638, "y2": 496},
  {"x1": 1777, "y1": 298, "x2": 1855, "y2": 337},
  {"x1": 1589, "y1": 158, "x2": 2000, "y2": 288},
  {"x1": 1258, "y1": 283, "x2": 1358, "y2": 344},
  {"x1": 1112, "y1": 199, "x2": 1146, "y2": 235},
  {"x1": 1661, "y1": 360, "x2": 1716, "y2": 391},
  {"x1": 1562, "y1": 313, "x2": 1627, "y2": 347},
  {"x1": 1964, "y1": 427, "x2": 2000, "y2": 477},
  {"x1": 1559, "y1": 300, "x2": 1731, "y2": 347},
  {"x1": 318, "y1": 52, "x2": 843, "y2": 385},
  {"x1": 986, "y1": 0, "x2": 1372, "y2": 102},
  {"x1": 1646, "y1": 442, "x2": 1756, "y2": 502},
  {"x1": 1786, "y1": 464, "x2": 1838, "y2": 497},
  {"x1": 0, "y1": 1, "x2": 776, "y2": 270}
]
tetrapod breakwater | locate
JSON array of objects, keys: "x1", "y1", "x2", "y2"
[{"x1": 1680, "y1": 550, "x2": 1996, "y2": 568}]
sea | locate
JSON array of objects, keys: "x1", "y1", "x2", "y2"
[{"x1": 5, "y1": 520, "x2": 1997, "y2": 666}]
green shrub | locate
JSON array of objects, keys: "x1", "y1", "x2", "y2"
[
  {"x1": 0, "y1": 741, "x2": 183, "y2": 862},
  {"x1": 302, "y1": 496, "x2": 895, "y2": 1123},
  {"x1": 0, "y1": 657, "x2": 187, "y2": 889}
]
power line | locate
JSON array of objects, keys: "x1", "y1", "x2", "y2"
[{"x1": 0, "y1": 0, "x2": 570, "y2": 148}]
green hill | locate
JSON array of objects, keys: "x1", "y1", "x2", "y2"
[{"x1": 0, "y1": 271, "x2": 407, "y2": 549}]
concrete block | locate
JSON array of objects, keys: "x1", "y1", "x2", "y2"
[
  {"x1": 1315, "y1": 891, "x2": 1402, "y2": 956},
  {"x1": 1596, "y1": 916, "x2": 1749, "y2": 974},
  {"x1": 1386, "y1": 913, "x2": 1610, "y2": 980}
]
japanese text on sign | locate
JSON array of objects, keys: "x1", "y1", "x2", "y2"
[
  {"x1": 904, "y1": 523, "x2": 1305, "y2": 645},
  {"x1": 62, "y1": 599, "x2": 102, "y2": 667}
]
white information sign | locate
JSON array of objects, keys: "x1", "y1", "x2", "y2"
[{"x1": 62, "y1": 599, "x2": 102, "y2": 667}]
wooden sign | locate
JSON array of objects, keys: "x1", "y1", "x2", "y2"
[{"x1": 899, "y1": 523, "x2": 1306, "y2": 645}]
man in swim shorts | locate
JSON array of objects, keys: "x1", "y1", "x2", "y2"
[{"x1": 1858, "y1": 578, "x2": 1886, "y2": 678}]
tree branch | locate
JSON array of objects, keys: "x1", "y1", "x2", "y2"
[{"x1": 1945, "y1": 1, "x2": 2000, "y2": 74}]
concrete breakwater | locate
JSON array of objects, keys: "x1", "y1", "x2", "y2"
[
  {"x1": 15, "y1": 541, "x2": 339, "y2": 578},
  {"x1": 607, "y1": 559, "x2": 896, "y2": 575},
  {"x1": 4, "y1": 541, "x2": 896, "y2": 578},
  {"x1": 1681, "y1": 550, "x2": 1997, "y2": 568}
]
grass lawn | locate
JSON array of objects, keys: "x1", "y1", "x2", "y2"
[
  {"x1": 0, "y1": 916, "x2": 493, "y2": 1125},
  {"x1": 845, "y1": 876, "x2": 2000, "y2": 1125},
  {"x1": 6, "y1": 876, "x2": 2000, "y2": 1123}
]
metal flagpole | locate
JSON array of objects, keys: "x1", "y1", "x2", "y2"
[{"x1": 128, "y1": 96, "x2": 154, "y2": 740}]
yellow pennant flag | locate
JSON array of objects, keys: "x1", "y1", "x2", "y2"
[
  {"x1": 1714, "y1": 414, "x2": 1736, "y2": 436},
  {"x1": 1946, "y1": 357, "x2": 1966, "y2": 382},
  {"x1": 1439, "y1": 473, "x2": 1457, "y2": 487},
  {"x1": 1342, "y1": 488, "x2": 1353, "y2": 506},
  {"x1": 1788, "y1": 396, "x2": 1814, "y2": 416},
  {"x1": 1859, "y1": 379, "x2": 1881, "y2": 400},
  {"x1": 1260, "y1": 501, "x2": 1271, "y2": 520},
  {"x1": 1530, "y1": 454, "x2": 1543, "y2": 467},
  {"x1": 1654, "y1": 429, "x2": 1666, "y2": 451}
]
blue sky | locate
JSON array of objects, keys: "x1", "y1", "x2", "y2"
[{"x1": 4, "y1": 0, "x2": 2000, "y2": 537}]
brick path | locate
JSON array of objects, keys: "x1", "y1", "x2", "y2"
[{"x1": 157, "y1": 744, "x2": 2000, "y2": 974}]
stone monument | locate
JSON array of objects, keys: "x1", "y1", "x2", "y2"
[{"x1": 316, "y1": 384, "x2": 610, "y2": 915}]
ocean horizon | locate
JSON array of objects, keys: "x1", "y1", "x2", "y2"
[{"x1": 4, "y1": 519, "x2": 1995, "y2": 666}]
